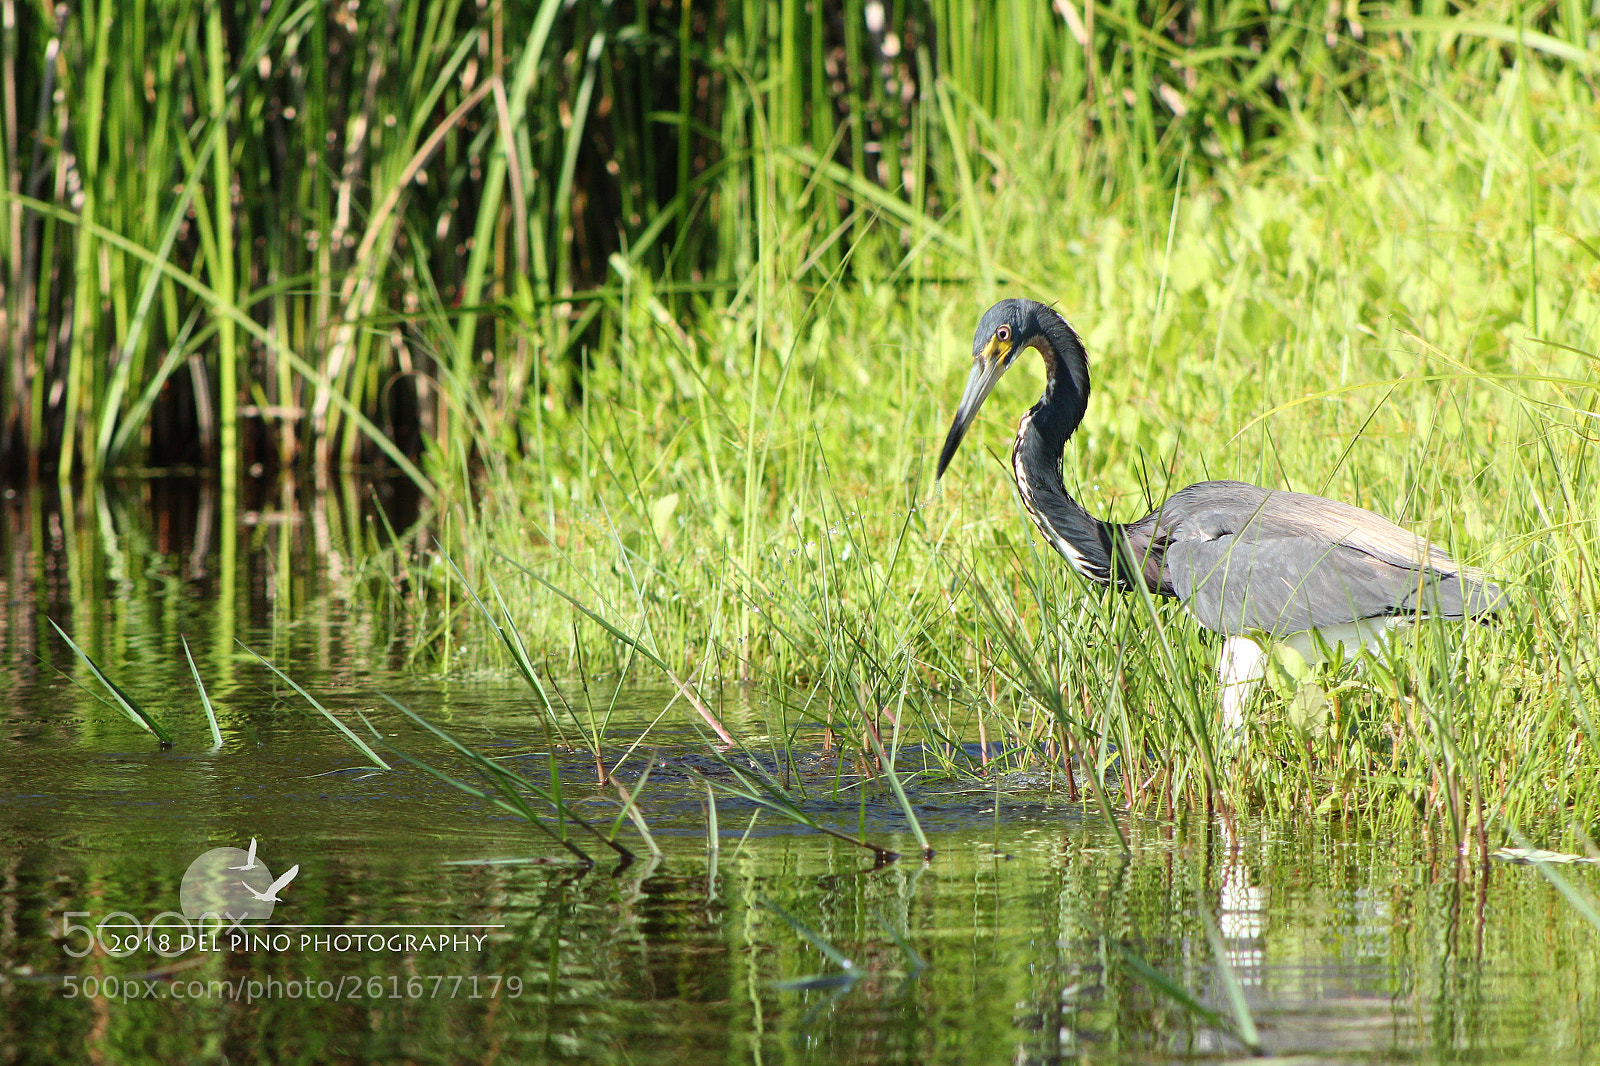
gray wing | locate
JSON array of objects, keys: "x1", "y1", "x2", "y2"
[{"x1": 1135, "y1": 481, "x2": 1506, "y2": 637}]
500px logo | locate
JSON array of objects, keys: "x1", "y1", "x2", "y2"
[
  {"x1": 57, "y1": 838, "x2": 300, "y2": 959},
  {"x1": 58, "y1": 911, "x2": 232, "y2": 959}
]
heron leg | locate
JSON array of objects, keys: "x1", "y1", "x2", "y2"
[
  {"x1": 1217, "y1": 620, "x2": 1395, "y2": 742},
  {"x1": 1217, "y1": 635, "x2": 1266, "y2": 737}
]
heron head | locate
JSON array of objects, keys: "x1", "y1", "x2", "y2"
[{"x1": 936, "y1": 299, "x2": 1046, "y2": 479}]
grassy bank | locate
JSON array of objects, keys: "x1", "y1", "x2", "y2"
[
  {"x1": 410, "y1": 39, "x2": 1599, "y2": 846},
  {"x1": 6, "y1": 3, "x2": 1598, "y2": 844}
]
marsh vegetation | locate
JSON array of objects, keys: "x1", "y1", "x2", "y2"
[
  {"x1": 4, "y1": 3, "x2": 1600, "y2": 1055},
  {"x1": 6, "y1": 0, "x2": 1599, "y2": 843}
]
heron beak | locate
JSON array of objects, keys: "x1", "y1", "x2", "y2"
[{"x1": 936, "y1": 335, "x2": 1012, "y2": 479}]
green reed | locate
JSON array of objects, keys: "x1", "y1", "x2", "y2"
[{"x1": 6, "y1": 0, "x2": 1588, "y2": 484}]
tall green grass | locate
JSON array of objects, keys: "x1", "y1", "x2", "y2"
[{"x1": 5, "y1": 0, "x2": 1590, "y2": 484}]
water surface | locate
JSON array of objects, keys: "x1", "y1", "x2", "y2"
[{"x1": 0, "y1": 484, "x2": 1594, "y2": 1063}]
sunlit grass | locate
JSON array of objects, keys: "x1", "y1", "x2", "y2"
[
  {"x1": 396, "y1": 44, "x2": 1600, "y2": 850},
  {"x1": 15, "y1": 3, "x2": 1596, "y2": 853}
]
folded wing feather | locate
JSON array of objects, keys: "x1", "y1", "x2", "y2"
[{"x1": 1133, "y1": 481, "x2": 1505, "y2": 637}]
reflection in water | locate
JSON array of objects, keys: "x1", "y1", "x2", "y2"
[
  {"x1": 0, "y1": 482, "x2": 1595, "y2": 1062},
  {"x1": 1, "y1": 700, "x2": 1596, "y2": 1063},
  {"x1": 0, "y1": 476, "x2": 424, "y2": 702},
  {"x1": 1219, "y1": 844, "x2": 1266, "y2": 988}
]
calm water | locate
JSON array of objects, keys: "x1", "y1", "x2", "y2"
[{"x1": 0, "y1": 484, "x2": 1595, "y2": 1063}]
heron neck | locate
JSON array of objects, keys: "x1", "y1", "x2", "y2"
[{"x1": 1012, "y1": 399, "x2": 1117, "y2": 587}]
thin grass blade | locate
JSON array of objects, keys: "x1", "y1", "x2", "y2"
[
  {"x1": 48, "y1": 619, "x2": 172, "y2": 744},
  {"x1": 236, "y1": 640, "x2": 389, "y2": 769},
  {"x1": 181, "y1": 635, "x2": 223, "y2": 751}
]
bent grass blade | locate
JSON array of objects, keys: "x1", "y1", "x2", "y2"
[
  {"x1": 236, "y1": 640, "x2": 390, "y2": 770},
  {"x1": 375, "y1": 736, "x2": 596, "y2": 867},
  {"x1": 857, "y1": 665, "x2": 931, "y2": 858},
  {"x1": 374, "y1": 692, "x2": 636, "y2": 865},
  {"x1": 1198, "y1": 895, "x2": 1263, "y2": 1053},
  {"x1": 181, "y1": 635, "x2": 224, "y2": 751},
  {"x1": 434, "y1": 544, "x2": 578, "y2": 747},
  {"x1": 1106, "y1": 936, "x2": 1265, "y2": 1056},
  {"x1": 609, "y1": 756, "x2": 662, "y2": 860},
  {"x1": 511, "y1": 560, "x2": 735, "y2": 745},
  {"x1": 689, "y1": 754, "x2": 899, "y2": 865},
  {"x1": 1503, "y1": 825, "x2": 1600, "y2": 934},
  {"x1": 761, "y1": 896, "x2": 862, "y2": 991},
  {"x1": 47, "y1": 619, "x2": 173, "y2": 745}
]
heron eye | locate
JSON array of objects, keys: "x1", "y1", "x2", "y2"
[{"x1": 996, "y1": 325, "x2": 1011, "y2": 342}]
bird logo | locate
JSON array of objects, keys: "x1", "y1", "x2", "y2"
[
  {"x1": 180, "y1": 838, "x2": 302, "y2": 921},
  {"x1": 241, "y1": 864, "x2": 299, "y2": 903},
  {"x1": 228, "y1": 837, "x2": 260, "y2": 871}
]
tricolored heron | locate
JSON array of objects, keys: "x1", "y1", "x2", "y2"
[{"x1": 936, "y1": 298, "x2": 1506, "y2": 729}]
